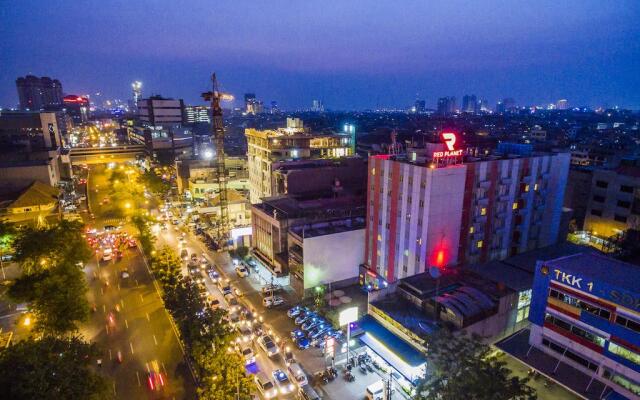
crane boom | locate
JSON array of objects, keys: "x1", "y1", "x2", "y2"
[{"x1": 202, "y1": 73, "x2": 229, "y2": 247}]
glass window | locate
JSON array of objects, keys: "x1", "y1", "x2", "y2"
[
  {"x1": 480, "y1": 208, "x2": 487, "y2": 216},
  {"x1": 518, "y1": 290, "x2": 532, "y2": 309},
  {"x1": 596, "y1": 180, "x2": 608, "y2": 188},
  {"x1": 609, "y1": 342, "x2": 640, "y2": 365},
  {"x1": 620, "y1": 185, "x2": 634, "y2": 193}
]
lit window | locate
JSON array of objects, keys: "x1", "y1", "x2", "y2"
[
  {"x1": 512, "y1": 202, "x2": 518, "y2": 210},
  {"x1": 371, "y1": 168, "x2": 376, "y2": 176},
  {"x1": 534, "y1": 183, "x2": 539, "y2": 191},
  {"x1": 477, "y1": 240, "x2": 483, "y2": 248},
  {"x1": 524, "y1": 184, "x2": 530, "y2": 192},
  {"x1": 469, "y1": 226, "x2": 474, "y2": 234},
  {"x1": 377, "y1": 234, "x2": 382, "y2": 241},
  {"x1": 404, "y1": 250, "x2": 409, "y2": 257},
  {"x1": 480, "y1": 208, "x2": 487, "y2": 216}
]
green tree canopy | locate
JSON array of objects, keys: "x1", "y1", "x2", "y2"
[
  {"x1": 415, "y1": 330, "x2": 536, "y2": 400},
  {"x1": 138, "y1": 169, "x2": 170, "y2": 195},
  {"x1": 0, "y1": 336, "x2": 110, "y2": 400}
]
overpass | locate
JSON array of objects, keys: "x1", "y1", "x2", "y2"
[{"x1": 68, "y1": 144, "x2": 147, "y2": 164}]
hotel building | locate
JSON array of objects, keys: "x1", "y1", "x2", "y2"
[
  {"x1": 362, "y1": 136, "x2": 570, "y2": 285},
  {"x1": 529, "y1": 253, "x2": 640, "y2": 399}
]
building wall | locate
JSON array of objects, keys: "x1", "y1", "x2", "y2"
[
  {"x1": 584, "y1": 169, "x2": 640, "y2": 237},
  {"x1": 0, "y1": 163, "x2": 58, "y2": 190},
  {"x1": 564, "y1": 168, "x2": 593, "y2": 230},
  {"x1": 364, "y1": 156, "x2": 466, "y2": 282},
  {"x1": 302, "y1": 228, "x2": 365, "y2": 290},
  {"x1": 364, "y1": 152, "x2": 570, "y2": 282},
  {"x1": 529, "y1": 258, "x2": 640, "y2": 399}
]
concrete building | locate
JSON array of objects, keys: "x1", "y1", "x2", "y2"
[
  {"x1": 16, "y1": 75, "x2": 63, "y2": 110},
  {"x1": 251, "y1": 194, "x2": 365, "y2": 277},
  {"x1": 175, "y1": 157, "x2": 249, "y2": 200},
  {"x1": 245, "y1": 118, "x2": 355, "y2": 203},
  {"x1": 62, "y1": 95, "x2": 90, "y2": 124},
  {"x1": 564, "y1": 168, "x2": 594, "y2": 230},
  {"x1": 362, "y1": 135, "x2": 570, "y2": 285},
  {"x1": 584, "y1": 166, "x2": 640, "y2": 237},
  {"x1": 529, "y1": 253, "x2": 640, "y2": 399},
  {"x1": 288, "y1": 217, "x2": 365, "y2": 298},
  {"x1": 132, "y1": 95, "x2": 192, "y2": 155}
]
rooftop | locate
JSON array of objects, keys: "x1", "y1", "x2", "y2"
[
  {"x1": 545, "y1": 252, "x2": 640, "y2": 295},
  {"x1": 254, "y1": 194, "x2": 365, "y2": 220},
  {"x1": 289, "y1": 216, "x2": 366, "y2": 239}
]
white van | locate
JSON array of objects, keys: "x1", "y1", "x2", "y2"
[
  {"x1": 254, "y1": 372, "x2": 277, "y2": 399},
  {"x1": 287, "y1": 362, "x2": 308, "y2": 387},
  {"x1": 366, "y1": 380, "x2": 385, "y2": 400}
]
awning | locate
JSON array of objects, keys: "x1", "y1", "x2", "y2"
[{"x1": 359, "y1": 315, "x2": 426, "y2": 382}]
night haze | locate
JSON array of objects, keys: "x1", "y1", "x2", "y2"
[{"x1": 1, "y1": 0, "x2": 640, "y2": 109}]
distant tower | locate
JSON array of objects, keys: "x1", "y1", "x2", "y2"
[
  {"x1": 131, "y1": 81, "x2": 142, "y2": 111},
  {"x1": 311, "y1": 99, "x2": 324, "y2": 112}
]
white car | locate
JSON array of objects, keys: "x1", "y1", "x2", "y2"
[
  {"x1": 240, "y1": 346, "x2": 255, "y2": 365},
  {"x1": 261, "y1": 284, "x2": 282, "y2": 295},
  {"x1": 263, "y1": 296, "x2": 285, "y2": 308},
  {"x1": 235, "y1": 265, "x2": 248, "y2": 278},
  {"x1": 102, "y1": 248, "x2": 113, "y2": 261},
  {"x1": 258, "y1": 335, "x2": 279, "y2": 357}
]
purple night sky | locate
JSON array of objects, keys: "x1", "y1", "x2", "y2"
[{"x1": 1, "y1": 0, "x2": 639, "y2": 110}]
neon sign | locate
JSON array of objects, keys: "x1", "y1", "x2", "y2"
[{"x1": 433, "y1": 132, "x2": 464, "y2": 158}]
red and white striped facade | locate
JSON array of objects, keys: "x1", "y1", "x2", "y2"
[{"x1": 364, "y1": 152, "x2": 570, "y2": 282}]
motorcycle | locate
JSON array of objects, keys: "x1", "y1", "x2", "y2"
[
  {"x1": 344, "y1": 371, "x2": 355, "y2": 382},
  {"x1": 359, "y1": 364, "x2": 368, "y2": 374},
  {"x1": 116, "y1": 351, "x2": 123, "y2": 364}
]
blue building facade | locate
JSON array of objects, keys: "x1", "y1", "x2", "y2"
[{"x1": 529, "y1": 253, "x2": 640, "y2": 399}]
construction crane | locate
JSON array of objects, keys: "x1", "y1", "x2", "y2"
[{"x1": 202, "y1": 73, "x2": 234, "y2": 248}]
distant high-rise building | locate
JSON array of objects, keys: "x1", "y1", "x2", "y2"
[
  {"x1": 414, "y1": 99, "x2": 426, "y2": 113},
  {"x1": 270, "y1": 101, "x2": 279, "y2": 114},
  {"x1": 556, "y1": 99, "x2": 569, "y2": 110},
  {"x1": 436, "y1": 96, "x2": 456, "y2": 115},
  {"x1": 311, "y1": 99, "x2": 324, "y2": 112},
  {"x1": 15, "y1": 75, "x2": 64, "y2": 110},
  {"x1": 244, "y1": 93, "x2": 258, "y2": 114},
  {"x1": 131, "y1": 81, "x2": 142, "y2": 112},
  {"x1": 462, "y1": 95, "x2": 478, "y2": 114},
  {"x1": 185, "y1": 105, "x2": 211, "y2": 123},
  {"x1": 478, "y1": 98, "x2": 490, "y2": 113},
  {"x1": 496, "y1": 97, "x2": 516, "y2": 114}
]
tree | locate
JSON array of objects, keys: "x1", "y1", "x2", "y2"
[
  {"x1": 9, "y1": 261, "x2": 90, "y2": 336},
  {"x1": 151, "y1": 246, "x2": 183, "y2": 291},
  {"x1": 415, "y1": 330, "x2": 536, "y2": 400},
  {"x1": 138, "y1": 170, "x2": 170, "y2": 195},
  {"x1": 131, "y1": 213, "x2": 155, "y2": 257},
  {"x1": 0, "y1": 336, "x2": 110, "y2": 400},
  {"x1": 12, "y1": 220, "x2": 91, "y2": 274}
]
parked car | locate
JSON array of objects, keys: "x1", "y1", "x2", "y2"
[
  {"x1": 261, "y1": 284, "x2": 282, "y2": 295},
  {"x1": 301, "y1": 318, "x2": 324, "y2": 331},
  {"x1": 296, "y1": 336, "x2": 311, "y2": 350},
  {"x1": 287, "y1": 305, "x2": 305, "y2": 318},
  {"x1": 235, "y1": 265, "x2": 249, "y2": 277},
  {"x1": 295, "y1": 311, "x2": 316, "y2": 325},
  {"x1": 262, "y1": 296, "x2": 285, "y2": 308},
  {"x1": 290, "y1": 329, "x2": 305, "y2": 340}
]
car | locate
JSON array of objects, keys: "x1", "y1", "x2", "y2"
[
  {"x1": 290, "y1": 329, "x2": 305, "y2": 340},
  {"x1": 235, "y1": 265, "x2": 248, "y2": 277},
  {"x1": 210, "y1": 298, "x2": 221, "y2": 309},
  {"x1": 101, "y1": 248, "x2": 113, "y2": 261},
  {"x1": 287, "y1": 363, "x2": 308, "y2": 387},
  {"x1": 295, "y1": 312, "x2": 316, "y2": 325},
  {"x1": 121, "y1": 269, "x2": 130, "y2": 279},
  {"x1": 262, "y1": 296, "x2": 285, "y2": 308},
  {"x1": 287, "y1": 305, "x2": 305, "y2": 318},
  {"x1": 301, "y1": 318, "x2": 324, "y2": 331},
  {"x1": 238, "y1": 323, "x2": 254, "y2": 343},
  {"x1": 308, "y1": 324, "x2": 331, "y2": 339},
  {"x1": 221, "y1": 284, "x2": 232, "y2": 296},
  {"x1": 224, "y1": 293, "x2": 239, "y2": 308},
  {"x1": 272, "y1": 369, "x2": 295, "y2": 395},
  {"x1": 296, "y1": 336, "x2": 311, "y2": 350},
  {"x1": 228, "y1": 310, "x2": 241, "y2": 325},
  {"x1": 284, "y1": 346, "x2": 295, "y2": 365},
  {"x1": 190, "y1": 253, "x2": 198, "y2": 262},
  {"x1": 208, "y1": 269, "x2": 220, "y2": 282},
  {"x1": 147, "y1": 360, "x2": 165, "y2": 391},
  {"x1": 261, "y1": 284, "x2": 282, "y2": 295},
  {"x1": 240, "y1": 346, "x2": 255, "y2": 365},
  {"x1": 104, "y1": 224, "x2": 116, "y2": 231},
  {"x1": 180, "y1": 249, "x2": 188, "y2": 260},
  {"x1": 233, "y1": 286, "x2": 243, "y2": 297},
  {"x1": 258, "y1": 335, "x2": 279, "y2": 357},
  {"x1": 255, "y1": 372, "x2": 277, "y2": 399}
]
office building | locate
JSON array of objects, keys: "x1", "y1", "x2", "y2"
[
  {"x1": 131, "y1": 95, "x2": 192, "y2": 155},
  {"x1": 270, "y1": 101, "x2": 279, "y2": 114},
  {"x1": 244, "y1": 93, "x2": 263, "y2": 114},
  {"x1": 131, "y1": 81, "x2": 142, "y2": 112},
  {"x1": 556, "y1": 99, "x2": 569, "y2": 110},
  {"x1": 16, "y1": 75, "x2": 64, "y2": 110},
  {"x1": 62, "y1": 95, "x2": 89, "y2": 124},
  {"x1": 362, "y1": 133, "x2": 570, "y2": 284},
  {"x1": 414, "y1": 99, "x2": 426, "y2": 114},
  {"x1": 185, "y1": 105, "x2": 211, "y2": 123},
  {"x1": 175, "y1": 157, "x2": 249, "y2": 200},
  {"x1": 528, "y1": 253, "x2": 640, "y2": 399},
  {"x1": 245, "y1": 118, "x2": 355, "y2": 203},
  {"x1": 496, "y1": 98, "x2": 516, "y2": 114},
  {"x1": 462, "y1": 94, "x2": 478, "y2": 114},
  {"x1": 584, "y1": 166, "x2": 640, "y2": 237},
  {"x1": 436, "y1": 96, "x2": 456, "y2": 115}
]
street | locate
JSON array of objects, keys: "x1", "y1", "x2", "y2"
[{"x1": 81, "y1": 164, "x2": 196, "y2": 399}]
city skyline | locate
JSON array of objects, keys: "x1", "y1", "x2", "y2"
[{"x1": 2, "y1": 1, "x2": 640, "y2": 110}]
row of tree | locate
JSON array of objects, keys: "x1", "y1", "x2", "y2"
[
  {"x1": 143, "y1": 241, "x2": 255, "y2": 399},
  {"x1": 0, "y1": 220, "x2": 111, "y2": 399}
]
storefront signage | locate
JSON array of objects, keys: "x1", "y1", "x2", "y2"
[
  {"x1": 553, "y1": 269, "x2": 594, "y2": 292},
  {"x1": 433, "y1": 132, "x2": 464, "y2": 159}
]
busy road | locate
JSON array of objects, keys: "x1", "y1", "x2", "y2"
[{"x1": 81, "y1": 164, "x2": 196, "y2": 399}]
